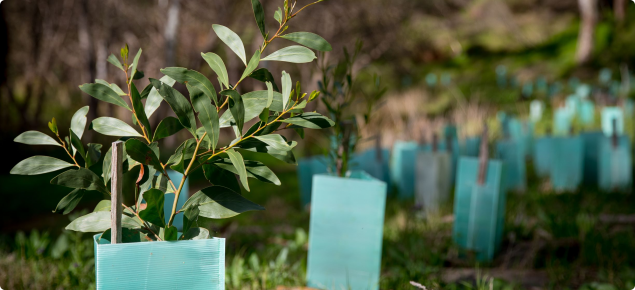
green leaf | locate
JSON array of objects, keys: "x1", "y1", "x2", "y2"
[
  {"x1": 274, "y1": 7, "x2": 283, "y2": 24},
  {"x1": 183, "y1": 227, "x2": 210, "y2": 240},
  {"x1": 201, "y1": 52, "x2": 229, "y2": 88},
  {"x1": 166, "y1": 139, "x2": 199, "y2": 173},
  {"x1": 201, "y1": 163, "x2": 241, "y2": 193},
  {"x1": 218, "y1": 90, "x2": 285, "y2": 128},
  {"x1": 293, "y1": 128, "x2": 305, "y2": 139},
  {"x1": 14, "y1": 131, "x2": 59, "y2": 146},
  {"x1": 100, "y1": 228, "x2": 146, "y2": 243},
  {"x1": 161, "y1": 225, "x2": 178, "y2": 241},
  {"x1": 124, "y1": 139, "x2": 162, "y2": 171},
  {"x1": 51, "y1": 168, "x2": 108, "y2": 195},
  {"x1": 153, "y1": 116, "x2": 184, "y2": 142},
  {"x1": 130, "y1": 83, "x2": 152, "y2": 140},
  {"x1": 94, "y1": 200, "x2": 111, "y2": 212},
  {"x1": 281, "y1": 32, "x2": 332, "y2": 51},
  {"x1": 107, "y1": 54, "x2": 124, "y2": 71},
  {"x1": 138, "y1": 189, "x2": 165, "y2": 227},
  {"x1": 261, "y1": 45, "x2": 317, "y2": 63},
  {"x1": 251, "y1": 0, "x2": 267, "y2": 37},
  {"x1": 253, "y1": 135, "x2": 296, "y2": 151},
  {"x1": 70, "y1": 106, "x2": 90, "y2": 139},
  {"x1": 212, "y1": 24, "x2": 247, "y2": 65},
  {"x1": 150, "y1": 78, "x2": 197, "y2": 137},
  {"x1": 95, "y1": 79, "x2": 126, "y2": 96},
  {"x1": 145, "y1": 75, "x2": 176, "y2": 118},
  {"x1": 48, "y1": 118, "x2": 58, "y2": 135},
  {"x1": 92, "y1": 117, "x2": 142, "y2": 137},
  {"x1": 181, "y1": 186, "x2": 264, "y2": 219},
  {"x1": 139, "y1": 83, "x2": 153, "y2": 99},
  {"x1": 53, "y1": 189, "x2": 85, "y2": 215},
  {"x1": 11, "y1": 156, "x2": 75, "y2": 175},
  {"x1": 281, "y1": 112, "x2": 335, "y2": 129},
  {"x1": 79, "y1": 83, "x2": 131, "y2": 110},
  {"x1": 86, "y1": 143, "x2": 102, "y2": 169},
  {"x1": 239, "y1": 144, "x2": 297, "y2": 165},
  {"x1": 188, "y1": 83, "x2": 220, "y2": 150},
  {"x1": 214, "y1": 158, "x2": 280, "y2": 185},
  {"x1": 239, "y1": 49, "x2": 261, "y2": 82},
  {"x1": 265, "y1": 82, "x2": 274, "y2": 108},
  {"x1": 65, "y1": 211, "x2": 142, "y2": 232},
  {"x1": 281, "y1": 71, "x2": 292, "y2": 109},
  {"x1": 129, "y1": 48, "x2": 142, "y2": 82},
  {"x1": 259, "y1": 107, "x2": 269, "y2": 123},
  {"x1": 160, "y1": 68, "x2": 218, "y2": 107},
  {"x1": 225, "y1": 149, "x2": 249, "y2": 191},
  {"x1": 183, "y1": 207, "x2": 199, "y2": 234},
  {"x1": 249, "y1": 68, "x2": 280, "y2": 92},
  {"x1": 69, "y1": 129, "x2": 86, "y2": 163},
  {"x1": 222, "y1": 90, "x2": 245, "y2": 135}
]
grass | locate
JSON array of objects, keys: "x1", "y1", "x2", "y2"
[{"x1": 1, "y1": 157, "x2": 635, "y2": 289}]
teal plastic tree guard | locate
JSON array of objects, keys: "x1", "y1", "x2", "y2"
[
  {"x1": 390, "y1": 141, "x2": 419, "y2": 199},
  {"x1": 553, "y1": 108, "x2": 573, "y2": 136},
  {"x1": 415, "y1": 152, "x2": 452, "y2": 213},
  {"x1": 496, "y1": 140, "x2": 526, "y2": 193},
  {"x1": 141, "y1": 170, "x2": 189, "y2": 230},
  {"x1": 599, "y1": 136, "x2": 632, "y2": 191},
  {"x1": 581, "y1": 132, "x2": 603, "y2": 185},
  {"x1": 601, "y1": 107, "x2": 624, "y2": 137},
  {"x1": 626, "y1": 99, "x2": 634, "y2": 117},
  {"x1": 507, "y1": 118, "x2": 533, "y2": 158},
  {"x1": 453, "y1": 158, "x2": 506, "y2": 262},
  {"x1": 579, "y1": 100, "x2": 595, "y2": 126},
  {"x1": 550, "y1": 137, "x2": 583, "y2": 192},
  {"x1": 533, "y1": 137, "x2": 552, "y2": 178},
  {"x1": 565, "y1": 95, "x2": 580, "y2": 116},
  {"x1": 463, "y1": 137, "x2": 481, "y2": 157},
  {"x1": 530, "y1": 100, "x2": 543, "y2": 122},
  {"x1": 94, "y1": 234, "x2": 225, "y2": 289},
  {"x1": 350, "y1": 148, "x2": 391, "y2": 188},
  {"x1": 307, "y1": 171, "x2": 387, "y2": 290},
  {"x1": 298, "y1": 156, "x2": 328, "y2": 208}
]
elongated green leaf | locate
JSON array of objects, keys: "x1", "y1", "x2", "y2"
[
  {"x1": 138, "y1": 189, "x2": 165, "y2": 227},
  {"x1": 86, "y1": 143, "x2": 102, "y2": 168},
  {"x1": 225, "y1": 149, "x2": 249, "y2": 191},
  {"x1": 145, "y1": 75, "x2": 176, "y2": 118},
  {"x1": 53, "y1": 189, "x2": 85, "y2": 215},
  {"x1": 130, "y1": 83, "x2": 152, "y2": 140},
  {"x1": 92, "y1": 117, "x2": 142, "y2": 137},
  {"x1": 253, "y1": 135, "x2": 296, "y2": 151},
  {"x1": 183, "y1": 227, "x2": 210, "y2": 240},
  {"x1": 251, "y1": 0, "x2": 267, "y2": 37},
  {"x1": 219, "y1": 90, "x2": 284, "y2": 127},
  {"x1": 124, "y1": 139, "x2": 162, "y2": 171},
  {"x1": 65, "y1": 211, "x2": 141, "y2": 232},
  {"x1": 94, "y1": 200, "x2": 111, "y2": 212},
  {"x1": 14, "y1": 131, "x2": 59, "y2": 146},
  {"x1": 200, "y1": 163, "x2": 241, "y2": 193},
  {"x1": 201, "y1": 52, "x2": 229, "y2": 88},
  {"x1": 166, "y1": 139, "x2": 199, "y2": 173},
  {"x1": 100, "y1": 228, "x2": 146, "y2": 243},
  {"x1": 69, "y1": 129, "x2": 86, "y2": 163},
  {"x1": 240, "y1": 50, "x2": 261, "y2": 82},
  {"x1": 160, "y1": 226, "x2": 178, "y2": 241},
  {"x1": 51, "y1": 168, "x2": 108, "y2": 195},
  {"x1": 262, "y1": 45, "x2": 316, "y2": 63},
  {"x1": 274, "y1": 7, "x2": 282, "y2": 24},
  {"x1": 281, "y1": 112, "x2": 335, "y2": 129},
  {"x1": 11, "y1": 156, "x2": 74, "y2": 175},
  {"x1": 259, "y1": 107, "x2": 269, "y2": 124},
  {"x1": 70, "y1": 106, "x2": 89, "y2": 139},
  {"x1": 129, "y1": 48, "x2": 142, "y2": 82},
  {"x1": 214, "y1": 158, "x2": 280, "y2": 185},
  {"x1": 150, "y1": 79, "x2": 197, "y2": 137},
  {"x1": 79, "y1": 83, "x2": 131, "y2": 110},
  {"x1": 249, "y1": 68, "x2": 280, "y2": 91},
  {"x1": 212, "y1": 24, "x2": 247, "y2": 65},
  {"x1": 239, "y1": 144, "x2": 297, "y2": 164},
  {"x1": 181, "y1": 186, "x2": 264, "y2": 218},
  {"x1": 222, "y1": 90, "x2": 245, "y2": 135},
  {"x1": 140, "y1": 83, "x2": 153, "y2": 99},
  {"x1": 153, "y1": 116, "x2": 184, "y2": 142},
  {"x1": 182, "y1": 207, "x2": 199, "y2": 234},
  {"x1": 160, "y1": 68, "x2": 218, "y2": 107},
  {"x1": 107, "y1": 54, "x2": 124, "y2": 71},
  {"x1": 281, "y1": 71, "x2": 292, "y2": 109},
  {"x1": 188, "y1": 84, "x2": 219, "y2": 149},
  {"x1": 281, "y1": 32, "x2": 332, "y2": 51},
  {"x1": 265, "y1": 82, "x2": 274, "y2": 108},
  {"x1": 95, "y1": 79, "x2": 126, "y2": 96}
]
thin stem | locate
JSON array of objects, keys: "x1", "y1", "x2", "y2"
[
  {"x1": 123, "y1": 70, "x2": 150, "y2": 143},
  {"x1": 166, "y1": 132, "x2": 207, "y2": 227},
  {"x1": 56, "y1": 135, "x2": 81, "y2": 167},
  {"x1": 105, "y1": 189, "x2": 162, "y2": 241}
]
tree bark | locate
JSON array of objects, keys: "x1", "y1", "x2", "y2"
[
  {"x1": 576, "y1": 0, "x2": 597, "y2": 65},
  {"x1": 78, "y1": 0, "x2": 98, "y2": 140},
  {"x1": 614, "y1": 0, "x2": 625, "y2": 23}
]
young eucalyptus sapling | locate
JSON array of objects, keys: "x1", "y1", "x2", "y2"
[
  {"x1": 10, "y1": 0, "x2": 333, "y2": 242},
  {"x1": 318, "y1": 41, "x2": 386, "y2": 177}
]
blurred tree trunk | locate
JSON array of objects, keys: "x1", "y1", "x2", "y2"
[
  {"x1": 614, "y1": 0, "x2": 625, "y2": 22},
  {"x1": 161, "y1": 0, "x2": 181, "y2": 148},
  {"x1": 576, "y1": 0, "x2": 597, "y2": 65},
  {"x1": 78, "y1": 0, "x2": 98, "y2": 140}
]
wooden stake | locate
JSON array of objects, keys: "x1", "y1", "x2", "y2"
[
  {"x1": 432, "y1": 133, "x2": 438, "y2": 152},
  {"x1": 612, "y1": 117, "x2": 618, "y2": 149},
  {"x1": 110, "y1": 141, "x2": 124, "y2": 244},
  {"x1": 375, "y1": 133, "x2": 382, "y2": 162},
  {"x1": 477, "y1": 124, "x2": 489, "y2": 185}
]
